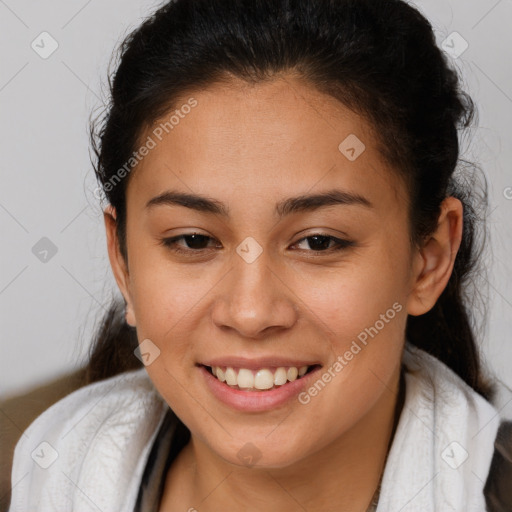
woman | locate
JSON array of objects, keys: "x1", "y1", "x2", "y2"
[{"x1": 8, "y1": 0, "x2": 512, "y2": 510}]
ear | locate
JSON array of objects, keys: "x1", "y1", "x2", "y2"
[
  {"x1": 406, "y1": 196, "x2": 463, "y2": 316},
  {"x1": 104, "y1": 205, "x2": 137, "y2": 327}
]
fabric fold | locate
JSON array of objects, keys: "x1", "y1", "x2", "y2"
[{"x1": 376, "y1": 344, "x2": 500, "y2": 511}]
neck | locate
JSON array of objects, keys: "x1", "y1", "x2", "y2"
[{"x1": 162, "y1": 366, "x2": 405, "y2": 511}]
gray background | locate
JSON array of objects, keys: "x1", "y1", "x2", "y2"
[{"x1": 1, "y1": 0, "x2": 511, "y2": 410}]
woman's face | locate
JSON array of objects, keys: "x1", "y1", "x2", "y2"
[{"x1": 107, "y1": 74, "x2": 421, "y2": 468}]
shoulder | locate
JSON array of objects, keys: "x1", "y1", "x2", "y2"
[
  {"x1": 8, "y1": 368, "x2": 169, "y2": 512},
  {"x1": 14, "y1": 367, "x2": 164, "y2": 456},
  {"x1": 403, "y1": 342, "x2": 495, "y2": 411},
  {"x1": 403, "y1": 343, "x2": 512, "y2": 510},
  {"x1": 485, "y1": 420, "x2": 512, "y2": 511}
]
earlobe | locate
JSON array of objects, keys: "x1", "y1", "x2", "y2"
[
  {"x1": 406, "y1": 197, "x2": 463, "y2": 316},
  {"x1": 103, "y1": 205, "x2": 137, "y2": 327},
  {"x1": 124, "y1": 302, "x2": 137, "y2": 328}
]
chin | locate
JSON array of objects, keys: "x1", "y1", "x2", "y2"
[{"x1": 207, "y1": 434, "x2": 312, "y2": 470}]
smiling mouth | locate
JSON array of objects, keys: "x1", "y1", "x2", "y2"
[{"x1": 202, "y1": 364, "x2": 321, "y2": 392}]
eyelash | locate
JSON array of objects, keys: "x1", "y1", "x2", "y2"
[{"x1": 159, "y1": 233, "x2": 355, "y2": 256}]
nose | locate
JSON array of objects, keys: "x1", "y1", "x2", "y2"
[{"x1": 210, "y1": 250, "x2": 298, "y2": 339}]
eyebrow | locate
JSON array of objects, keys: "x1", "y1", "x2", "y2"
[{"x1": 145, "y1": 189, "x2": 373, "y2": 218}]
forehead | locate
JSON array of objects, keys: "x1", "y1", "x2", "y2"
[{"x1": 127, "y1": 75, "x2": 407, "y2": 216}]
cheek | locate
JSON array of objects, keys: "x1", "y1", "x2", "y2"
[
  {"x1": 290, "y1": 249, "x2": 409, "y2": 343},
  {"x1": 127, "y1": 242, "x2": 209, "y2": 332},
  {"x1": 126, "y1": 269, "x2": 204, "y2": 385}
]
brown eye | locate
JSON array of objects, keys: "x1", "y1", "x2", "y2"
[
  {"x1": 292, "y1": 234, "x2": 354, "y2": 253},
  {"x1": 160, "y1": 233, "x2": 219, "y2": 253}
]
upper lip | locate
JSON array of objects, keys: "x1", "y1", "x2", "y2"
[{"x1": 199, "y1": 357, "x2": 322, "y2": 370}]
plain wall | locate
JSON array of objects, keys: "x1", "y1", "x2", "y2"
[{"x1": 1, "y1": 0, "x2": 511, "y2": 410}]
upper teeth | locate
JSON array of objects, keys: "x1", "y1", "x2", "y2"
[{"x1": 211, "y1": 366, "x2": 309, "y2": 390}]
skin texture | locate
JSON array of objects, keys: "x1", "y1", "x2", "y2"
[{"x1": 104, "y1": 74, "x2": 463, "y2": 510}]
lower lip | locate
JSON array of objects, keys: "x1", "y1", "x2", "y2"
[{"x1": 198, "y1": 365, "x2": 321, "y2": 412}]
